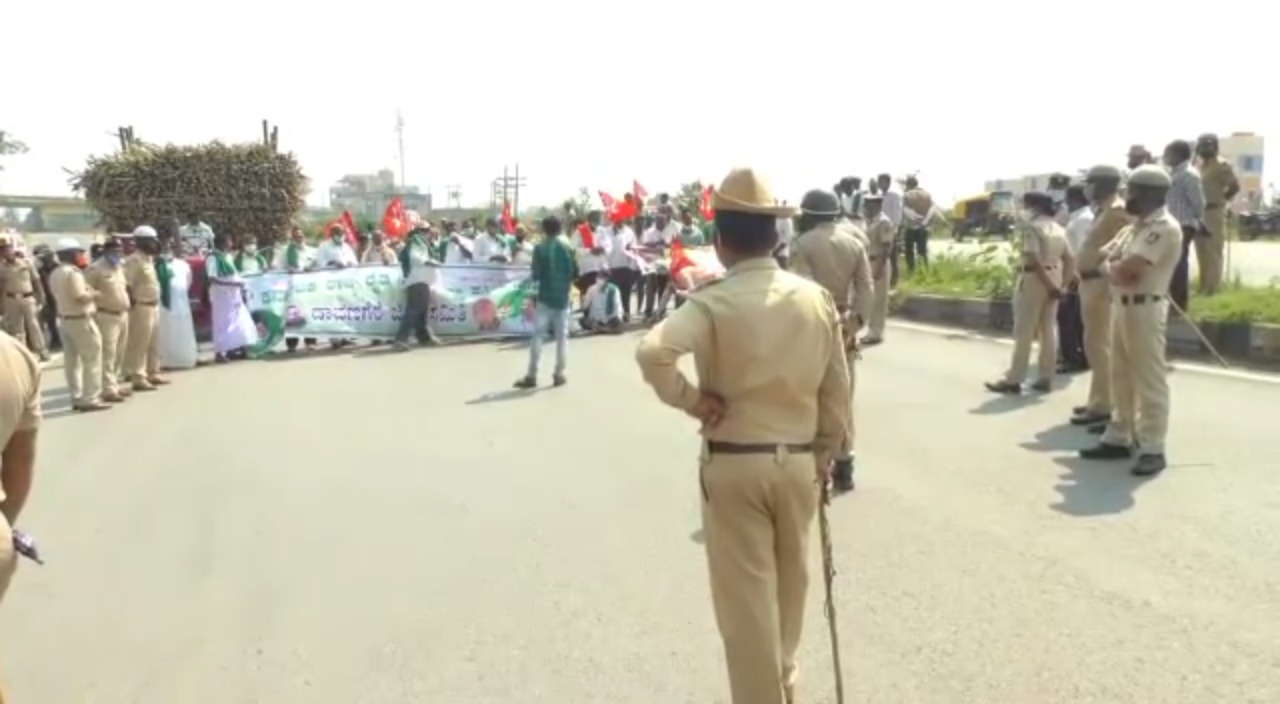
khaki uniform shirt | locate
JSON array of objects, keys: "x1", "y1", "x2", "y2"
[
  {"x1": 634, "y1": 258, "x2": 851, "y2": 460},
  {"x1": 122, "y1": 252, "x2": 161, "y2": 304},
  {"x1": 789, "y1": 222, "x2": 874, "y2": 323},
  {"x1": 1019, "y1": 217, "x2": 1071, "y2": 283},
  {"x1": 0, "y1": 332, "x2": 42, "y2": 505},
  {"x1": 48, "y1": 264, "x2": 97, "y2": 317},
  {"x1": 0, "y1": 259, "x2": 43, "y2": 303},
  {"x1": 1198, "y1": 157, "x2": 1240, "y2": 207},
  {"x1": 1077, "y1": 197, "x2": 1130, "y2": 273},
  {"x1": 84, "y1": 260, "x2": 131, "y2": 313},
  {"x1": 864, "y1": 213, "x2": 897, "y2": 265},
  {"x1": 1104, "y1": 207, "x2": 1183, "y2": 295}
]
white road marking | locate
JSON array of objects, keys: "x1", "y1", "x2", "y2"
[{"x1": 887, "y1": 319, "x2": 1280, "y2": 385}]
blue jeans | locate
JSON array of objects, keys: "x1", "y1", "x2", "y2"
[{"x1": 526, "y1": 303, "x2": 569, "y2": 378}]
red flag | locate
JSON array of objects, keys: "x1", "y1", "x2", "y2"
[
  {"x1": 599, "y1": 191, "x2": 617, "y2": 213},
  {"x1": 633, "y1": 180, "x2": 648, "y2": 202},
  {"x1": 322, "y1": 211, "x2": 359, "y2": 246},
  {"x1": 576, "y1": 222, "x2": 595, "y2": 249},
  {"x1": 501, "y1": 201, "x2": 515, "y2": 234},
  {"x1": 382, "y1": 196, "x2": 408, "y2": 237},
  {"x1": 700, "y1": 184, "x2": 715, "y2": 221}
]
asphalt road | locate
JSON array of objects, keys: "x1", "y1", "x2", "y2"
[
  {"x1": 5, "y1": 325, "x2": 1279, "y2": 703},
  {"x1": 937, "y1": 239, "x2": 1280, "y2": 286}
]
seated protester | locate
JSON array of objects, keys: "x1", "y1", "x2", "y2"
[{"x1": 580, "y1": 268, "x2": 623, "y2": 334}]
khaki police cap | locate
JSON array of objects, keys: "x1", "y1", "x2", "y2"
[
  {"x1": 1085, "y1": 164, "x2": 1123, "y2": 182},
  {"x1": 132, "y1": 225, "x2": 158, "y2": 239},
  {"x1": 1127, "y1": 165, "x2": 1172, "y2": 189},
  {"x1": 55, "y1": 237, "x2": 84, "y2": 253}
]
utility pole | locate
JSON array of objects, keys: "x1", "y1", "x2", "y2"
[
  {"x1": 395, "y1": 110, "x2": 406, "y2": 188},
  {"x1": 490, "y1": 164, "x2": 528, "y2": 213},
  {"x1": 446, "y1": 184, "x2": 462, "y2": 209}
]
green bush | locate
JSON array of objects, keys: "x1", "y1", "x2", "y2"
[{"x1": 900, "y1": 253, "x2": 1280, "y2": 325}]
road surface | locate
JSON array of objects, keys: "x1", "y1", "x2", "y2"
[
  {"x1": 937, "y1": 239, "x2": 1280, "y2": 286},
  {"x1": 5, "y1": 326, "x2": 1279, "y2": 703}
]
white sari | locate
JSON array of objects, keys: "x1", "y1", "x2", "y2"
[{"x1": 159, "y1": 257, "x2": 199, "y2": 370}]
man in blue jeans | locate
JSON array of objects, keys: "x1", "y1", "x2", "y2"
[{"x1": 515, "y1": 215, "x2": 579, "y2": 389}]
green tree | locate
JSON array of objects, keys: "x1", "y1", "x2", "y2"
[
  {"x1": 676, "y1": 180, "x2": 706, "y2": 214},
  {"x1": 0, "y1": 131, "x2": 29, "y2": 171}
]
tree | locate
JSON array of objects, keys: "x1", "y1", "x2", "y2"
[{"x1": 0, "y1": 131, "x2": 29, "y2": 171}]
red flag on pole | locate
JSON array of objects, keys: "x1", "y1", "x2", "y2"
[
  {"x1": 501, "y1": 201, "x2": 515, "y2": 234},
  {"x1": 633, "y1": 180, "x2": 648, "y2": 202},
  {"x1": 700, "y1": 184, "x2": 715, "y2": 221},
  {"x1": 576, "y1": 222, "x2": 595, "y2": 250},
  {"x1": 382, "y1": 197, "x2": 408, "y2": 237},
  {"x1": 599, "y1": 191, "x2": 617, "y2": 213}
]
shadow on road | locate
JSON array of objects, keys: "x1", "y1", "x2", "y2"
[
  {"x1": 1048, "y1": 455, "x2": 1150, "y2": 517},
  {"x1": 969, "y1": 393, "x2": 1043, "y2": 415},
  {"x1": 465, "y1": 388, "x2": 541, "y2": 405},
  {"x1": 1020, "y1": 422, "x2": 1093, "y2": 453}
]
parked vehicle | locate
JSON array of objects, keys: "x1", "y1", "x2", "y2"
[
  {"x1": 950, "y1": 191, "x2": 1016, "y2": 241},
  {"x1": 1237, "y1": 210, "x2": 1280, "y2": 240}
]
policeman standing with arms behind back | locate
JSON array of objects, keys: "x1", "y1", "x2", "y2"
[
  {"x1": 790, "y1": 187, "x2": 872, "y2": 494},
  {"x1": 985, "y1": 192, "x2": 1073, "y2": 393},
  {"x1": 861, "y1": 194, "x2": 895, "y2": 346},
  {"x1": 48, "y1": 239, "x2": 111, "y2": 413},
  {"x1": 1194, "y1": 133, "x2": 1240, "y2": 295},
  {"x1": 636, "y1": 167, "x2": 851, "y2": 704},
  {"x1": 122, "y1": 225, "x2": 170, "y2": 392},
  {"x1": 0, "y1": 235, "x2": 49, "y2": 361},
  {"x1": 1070, "y1": 165, "x2": 1130, "y2": 428},
  {"x1": 1079, "y1": 166, "x2": 1182, "y2": 476}
]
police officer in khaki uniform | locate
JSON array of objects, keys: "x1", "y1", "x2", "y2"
[
  {"x1": 985, "y1": 192, "x2": 1074, "y2": 393},
  {"x1": 0, "y1": 329, "x2": 41, "y2": 621},
  {"x1": 122, "y1": 225, "x2": 170, "y2": 391},
  {"x1": 1079, "y1": 165, "x2": 1182, "y2": 476},
  {"x1": 790, "y1": 188, "x2": 872, "y2": 494},
  {"x1": 861, "y1": 194, "x2": 895, "y2": 345},
  {"x1": 1070, "y1": 165, "x2": 1130, "y2": 427},
  {"x1": 84, "y1": 237, "x2": 132, "y2": 403},
  {"x1": 636, "y1": 168, "x2": 850, "y2": 704},
  {"x1": 1194, "y1": 133, "x2": 1241, "y2": 295},
  {"x1": 48, "y1": 239, "x2": 111, "y2": 413},
  {"x1": 0, "y1": 236, "x2": 49, "y2": 361}
]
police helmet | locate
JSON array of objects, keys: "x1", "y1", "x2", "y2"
[
  {"x1": 799, "y1": 189, "x2": 841, "y2": 217},
  {"x1": 1127, "y1": 165, "x2": 1173, "y2": 190},
  {"x1": 1085, "y1": 164, "x2": 1123, "y2": 182}
]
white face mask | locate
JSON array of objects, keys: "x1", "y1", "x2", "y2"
[{"x1": 244, "y1": 244, "x2": 257, "y2": 254}]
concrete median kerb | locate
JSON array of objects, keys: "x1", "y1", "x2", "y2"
[{"x1": 892, "y1": 293, "x2": 1280, "y2": 367}]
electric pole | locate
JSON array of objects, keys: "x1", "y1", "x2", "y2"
[
  {"x1": 395, "y1": 110, "x2": 406, "y2": 188},
  {"x1": 490, "y1": 164, "x2": 528, "y2": 213},
  {"x1": 446, "y1": 185, "x2": 462, "y2": 209}
]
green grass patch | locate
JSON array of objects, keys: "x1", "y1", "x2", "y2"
[{"x1": 898, "y1": 251, "x2": 1280, "y2": 325}]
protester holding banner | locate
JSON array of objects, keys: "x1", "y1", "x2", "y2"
[
  {"x1": 157, "y1": 238, "x2": 199, "y2": 371},
  {"x1": 277, "y1": 228, "x2": 317, "y2": 353},
  {"x1": 361, "y1": 231, "x2": 398, "y2": 266},
  {"x1": 394, "y1": 226, "x2": 443, "y2": 350},
  {"x1": 207, "y1": 233, "x2": 259, "y2": 363}
]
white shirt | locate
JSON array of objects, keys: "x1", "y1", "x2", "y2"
[
  {"x1": 511, "y1": 241, "x2": 534, "y2": 266},
  {"x1": 472, "y1": 232, "x2": 505, "y2": 262},
  {"x1": 599, "y1": 224, "x2": 638, "y2": 269},
  {"x1": 1065, "y1": 207, "x2": 1094, "y2": 254},
  {"x1": 572, "y1": 227, "x2": 605, "y2": 272},
  {"x1": 403, "y1": 242, "x2": 441, "y2": 286},
  {"x1": 641, "y1": 221, "x2": 679, "y2": 246},
  {"x1": 313, "y1": 240, "x2": 358, "y2": 268},
  {"x1": 273, "y1": 242, "x2": 314, "y2": 270},
  {"x1": 444, "y1": 237, "x2": 471, "y2": 265},
  {"x1": 583, "y1": 280, "x2": 622, "y2": 321},
  {"x1": 881, "y1": 189, "x2": 904, "y2": 227},
  {"x1": 775, "y1": 217, "x2": 795, "y2": 256},
  {"x1": 178, "y1": 222, "x2": 215, "y2": 254}
]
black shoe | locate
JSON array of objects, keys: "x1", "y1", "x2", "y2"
[
  {"x1": 1131, "y1": 453, "x2": 1167, "y2": 477},
  {"x1": 1086, "y1": 424, "x2": 1106, "y2": 435},
  {"x1": 984, "y1": 380, "x2": 1021, "y2": 394},
  {"x1": 552, "y1": 374, "x2": 567, "y2": 387},
  {"x1": 1071, "y1": 405, "x2": 1087, "y2": 415},
  {"x1": 1070, "y1": 410, "x2": 1111, "y2": 426},
  {"x1": 832, "y1": 459, "x2": 855, "y2": 493},
  {"x1": 1079, "y1": 442, "x2": 1133, "y2": 460},
  {"x1": 513, "y1": 377, "x2": 536, "y2": 390},
  {"x1": 1029, "y1": 379, "x2": 1052, "y2": 392}
]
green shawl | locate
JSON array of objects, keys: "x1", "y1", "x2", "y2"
[
  {"x1": 285, "y1": 242, "x2": 302, "y2": 270},
  {"x1": 235, "y1": 251, "x2": 266, "y2": 274},
  {"x1": 398, "y1": 233, "x2": 428, "y2": 277},
  {"x1": 156, "y1": 255, "x2": 173, "y2": 309},
  {"x1": 209, "y1": 250, "x2": 237, "y2": 279}
]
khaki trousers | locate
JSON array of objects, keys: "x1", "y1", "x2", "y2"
[
  {"x1": 1079, "y1": 279, "x2": 1113, "y2": 413},
  {"x1": 0, "y1": 516, "x2": 13, "y2": 704},
  {"x1": 1, "y1": 296, "x2": 44, "y2": 354},
  {"x1": 838, "y1": 347, "x2": 857, "y2": 460},
  {"x1": 124, "y1": 305, "x2": 160, "y2": 379},
  {"x1": 868, "y1": 270, "x2": 891, "y2": 337},
  {"x1": 1195, "y1": 207, "x2": 1227, "y2": 294},
  {"x1": 61, "y1": 317, "x2": 103, "y2": 405},
  {"x1": 700, "y1": 445, "x2": 818, "y2": 704},
  {"x1": 1102, "y1": 298, "x2": 1171, "y2": 454},
  {"x1": 1004, "y1": 274, "x2": 1059, "y2": 383},
  {"x1": 94, "y1": 311, "x2": 129, "y2": 395}
]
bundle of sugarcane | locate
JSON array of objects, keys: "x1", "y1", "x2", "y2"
[{"x1": 70, "y1": 123, "x2": 308, "y2": 240}]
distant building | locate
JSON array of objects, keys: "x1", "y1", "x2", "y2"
[
  {"x1": 982, "y1": 132, "x2": 1266, "y2": 213},
  {"x1": 328, "y1": 169, "x2": 432, "y2": 219}
]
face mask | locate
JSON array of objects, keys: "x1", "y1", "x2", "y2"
[
  {"x1": 106, "y1": 253, "x2": 122, "y2": 265},
  {"x1": 1124, "y1": 198, "x2": 1143, "y2": 216},
  {"x1": 244, "y1": 244, "x2": 257, "y2": 254}
]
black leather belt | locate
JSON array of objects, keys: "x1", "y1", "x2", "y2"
[
  {"x1": 706, "y1": 441, "x2": 814, "y2": 455},
  {"x1": 1119, "y1": 293, "x2": 1162, "y2": 305},
  {"x1": 60, "y1": 314, "x2": 88, "y2": 320},
  {"x1": 4, "y1": 292, "x2": 34, "y2": 298},
  {"x1": 1079, "y1": 270, "x2": 1103, "y2": 281}
]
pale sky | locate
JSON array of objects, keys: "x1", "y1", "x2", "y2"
[{"x1": 2, "y1": 0, "x2": 1273, "y2": 209}]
